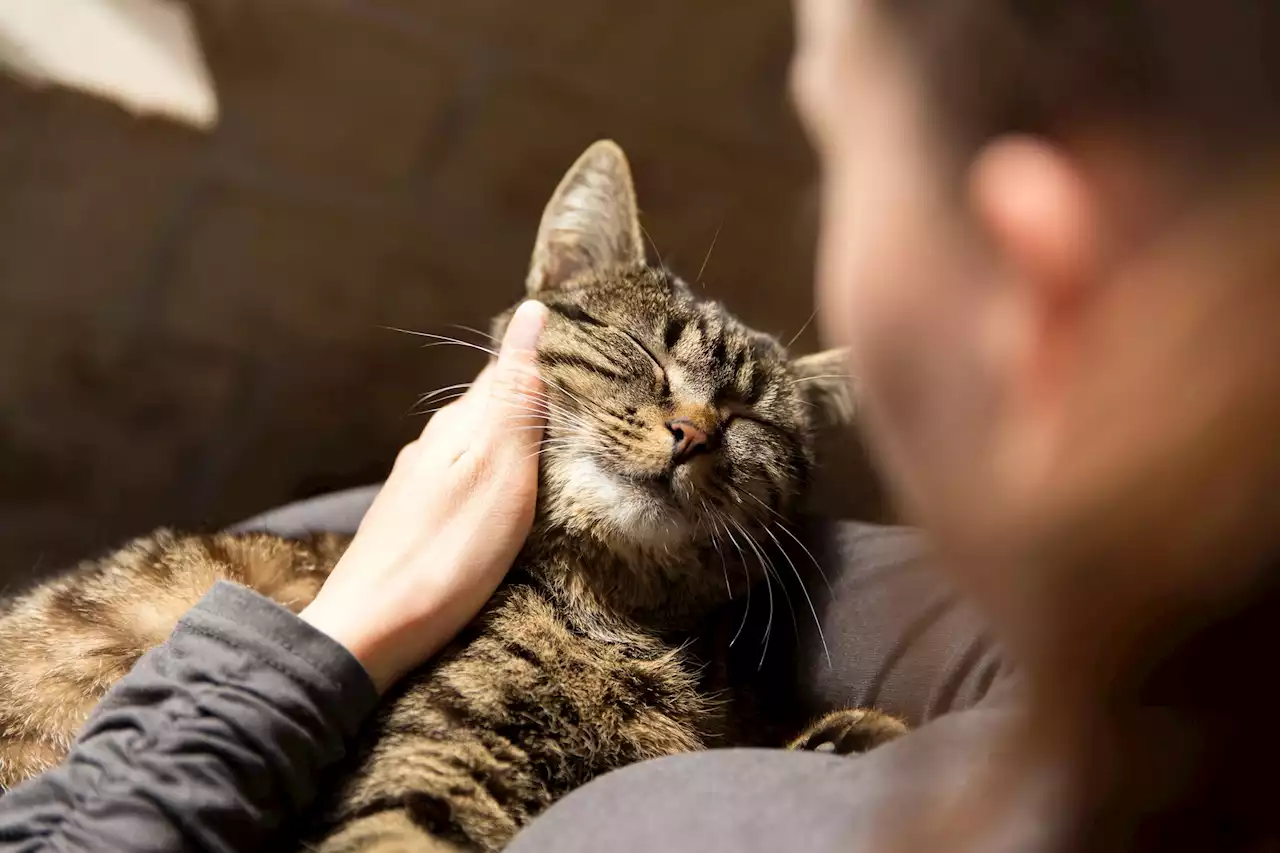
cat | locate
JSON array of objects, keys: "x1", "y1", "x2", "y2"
[{"x1": 0, "y1": 141, "x2": 904, "y2": 851}]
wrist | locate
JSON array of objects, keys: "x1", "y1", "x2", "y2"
[{"x1": 299, "y1": 598, "x2": 408, "y2": 693}]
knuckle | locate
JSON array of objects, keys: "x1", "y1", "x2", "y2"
[{"x1": 452, "y1": 447, "x2": 494, "y2": 492}]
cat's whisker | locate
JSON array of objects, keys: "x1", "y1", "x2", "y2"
[
  {"x1": 403, "y1": 382, "x2": 475, "y2": 418},
  {"x1": 737, "y1": 518, "x2": 803, "y2": 668},
  {"x1": 494, "y1": 395, "x2": 596, "y2": 429},
  {"x1": 495, "y1": 372, "x2": 612, "y2": 424},
  {"x1": 757, "y1": 541, "x2": 803, "y2": 665},
  {"x1": 536, "y1": 377, "x2": 611, "y2": 418},
  {"x1": 785, "y1": 308, "x2": 818, "y2": 349},
  {"x1": 531, "y1": 417, "x2": 605, "y2": 440},
  {"x1": 695, "y1": 220, "x2": 723, "y2": 286},
  {"x1": 526, "y1": 433, "x2": 610, "y2": 451},
  {"x1": 724, "y1": 515, "x2": 783, "y2": 669},
  {"x1": 506, "y1": 424, "x2": 562, "y2": 433},
  {"x1": 448, "y1": 323, "x2": 501, "y2": 346},
  {"x1": 501, "y1": 408, "x2": 591, "y2": 431},
  {"x1": 538, "y1": 438, "x2": 612, "y2": 455},
  {"x1": 415, "y1": 382, "x2": 475, "y2": 405},
  {"x1": 699, "y1": 499, "x2": 732, "y2": 599},
  {"x1": 520, "y1": 440, "x2": 608, "y2": 465},
  {"x1": 520, "y1": 434, "x2": 613, "y2": 460},
  {"x1": 503, "y1": 407, "x2": 609, "y2": 443},
  {"x1": 640, "y1": 223, "x2": 666, "y2": 270},
  {"x1": 758, "y1": 523, "x2": 832, "y2": 669},
  {"x1": 743, "y1": 492, "x2": 836, "y2": 596},
  {"x1": 769, "y1": 520, "x2": 835, "y2": 597},
  {"x1": 413, "y1": 393, "x2": 472, "y2": 418},
  {"x1": 789, "y1": 374, "x2": 849, "y2": 385},
  {"x1": 524, "y1": 402, "x2": 598, "y2": 428},
  {"x1": 713, "y1": 510, "x2": 754, "y2": 648},
  {"x1": 380, "y1": 327, "x2": 500, "y2": 359}
]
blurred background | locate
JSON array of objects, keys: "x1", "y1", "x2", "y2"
[{"x1": 0, "y1": 0, "x2": 846, "y2": 584}]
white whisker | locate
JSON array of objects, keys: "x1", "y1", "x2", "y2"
[
  {"x1": 790, "y1": 374, "x2": 849, "y2": 385},
  {"x1": 786, "y1": 308, "x2": 818, "y2": 349},
  {"x1": 760, "y1": 523, "x2": 831, "y2": 669},
  {"x1": 448, "y1": 323, "x2": 500, "y2": 345},
  {"x1": 744, "y1": 491, "x2": 835, "y2": 596},
  {"x1": 696, "y1": 220, "x2": 723, "y2": 286},
  {"x1": 381, "y1": 327, "x2": 499, "y2": 359},
  {"x1": 715, "y1": 511, "x2": 754, "y2": 648}
]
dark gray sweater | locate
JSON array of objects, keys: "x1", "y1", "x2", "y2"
[{"x1": 0, "y1": 516, "x2": 1011, "y2": 853}]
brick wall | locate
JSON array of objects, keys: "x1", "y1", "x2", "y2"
[{"x1": 0, "y1": 0, "x2": 879, "y2": 583}]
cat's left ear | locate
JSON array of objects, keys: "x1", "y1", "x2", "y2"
[
  {"x1": 527, "y1": 140, "x2": 646, "y2": 295},
  {"x1": 789, "y1": 349, "x2": 858, "y2": 428}
]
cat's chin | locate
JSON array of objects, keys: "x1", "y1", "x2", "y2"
[{"x1": 558, "y1": 455, "x2": 695, "y2": 550}]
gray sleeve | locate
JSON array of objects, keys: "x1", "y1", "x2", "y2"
[{"x1": 0, "y1": 581, "x2": 379, "y2": 853}]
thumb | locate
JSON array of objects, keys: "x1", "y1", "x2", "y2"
[{"x1": 481, "y1": 300, "x2": 549, "y2": 457}]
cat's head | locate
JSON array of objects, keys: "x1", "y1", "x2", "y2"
[{"x1": 494, "y1": 141, "x2": 852, "y2": 559}]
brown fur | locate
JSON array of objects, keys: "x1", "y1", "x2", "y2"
[{"x1": 0, "y1": 142, "x2": 899, "y2": 851}]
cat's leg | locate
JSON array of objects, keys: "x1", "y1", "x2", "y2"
[
  {"x1": 308, "y1": 810, "x2": 463, "y2": 853},
  {"x1": 787, "y1": 708, "x2": 908, "y2": 755},
  {"x1": 314, "y1": 752, "x2": 529, "y2": 853}
]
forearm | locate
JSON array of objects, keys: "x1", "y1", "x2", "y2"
[{"x1": 0, "y1": 582, "x2": 378, "y2": 853}]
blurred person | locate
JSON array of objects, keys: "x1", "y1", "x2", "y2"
[
  {"x1": 512, "y1": 1, "x2": 1280, "y2": 851},
  {"x1": 4, "y1": 1, "x2": 1280, "y2": 853}
]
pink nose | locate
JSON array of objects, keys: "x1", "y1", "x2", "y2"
[{"x1": 666, "y1": 417, "x2": 716, "y2": 464}]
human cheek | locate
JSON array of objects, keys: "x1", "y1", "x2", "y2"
[{"x1": 815, "y1": 167, "x2": 905, "y2": 378}]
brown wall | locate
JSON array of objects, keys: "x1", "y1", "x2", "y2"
[{"x1": 0, "y1": 0, "x2": 851, "y2": 583}]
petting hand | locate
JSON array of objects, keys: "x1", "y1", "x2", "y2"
[{"x1": 300, "y1": 300, "x2": 548, "y2": 692}]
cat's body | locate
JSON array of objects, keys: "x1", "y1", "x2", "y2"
[
  {"x1": 317, "y1": 546, "x2": 715, "y2": 852},
  {"x1": 0, "y1": 142, "x2": 902, "y2": 852},
  {"x1": 0, "y1": 530, "x2": 345, "y2": 788}
]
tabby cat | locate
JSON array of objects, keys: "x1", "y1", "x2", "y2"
[{"x1": 0, "y1": 141, "x2": 903, "y2": 851}]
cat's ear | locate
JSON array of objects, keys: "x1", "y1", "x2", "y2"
[
  {"x1": 527, "y1": 140, "x2": 646, "y2": 294},
  {"x1": 790, "y1": 349, "x2": 858, "y2": 428}
]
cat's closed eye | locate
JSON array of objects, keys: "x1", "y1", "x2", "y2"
[
  {"x1": 722, "y1": 407, "x2": 785, "y2": 437},
  {"x1": 615, "y1": 327, "x2": 667, "y2": 390}
]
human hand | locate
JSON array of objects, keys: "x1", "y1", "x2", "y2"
[{"x1": 300, "y1": 300, "x2": 548, "y2": 691}]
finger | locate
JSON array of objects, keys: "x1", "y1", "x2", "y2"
[
  {"x1": 418, "y1": 365, "x2": 495, "y2": 443},
  {"x1": 478, "y1": 300, "x2": 548, "y2": 457}
]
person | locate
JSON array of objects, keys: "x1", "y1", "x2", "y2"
[{"x1": 4, "y1": 0, "x2": 1280, "y2": 850}]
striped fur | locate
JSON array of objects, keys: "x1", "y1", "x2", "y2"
[{"x1": 0, "y1": 142, "x2": 894, "y2": 851}]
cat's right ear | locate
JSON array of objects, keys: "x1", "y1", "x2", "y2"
[
  {"x1": 790, "y1": 349, "x2": 858, "y2": 430},
  {"x1": 527, "y1": 140, "x2": 646, "y2": 295}
]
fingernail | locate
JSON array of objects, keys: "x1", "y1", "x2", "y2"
[{"x1": 502, "y1": 300, "x2": 548, "y2": 356}]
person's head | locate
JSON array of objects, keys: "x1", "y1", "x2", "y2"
[
  {"x1": 792, "y1": 0, "x2": 1280, "y2": 640},
  {"x1": 791, "y1": 2, "x2": 1280, "y2": 848}
]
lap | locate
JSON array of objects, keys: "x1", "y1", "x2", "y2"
[
  {"x1": 232, "y1": 491, "x2": 1010, "y2": 726},
  {"x1": 506, "y1": 701, "x2": 1027, "y2": 853}
]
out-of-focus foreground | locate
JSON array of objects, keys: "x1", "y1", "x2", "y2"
[{"x1": 0, "y1": 1, "x2": 846, "y2": 584}]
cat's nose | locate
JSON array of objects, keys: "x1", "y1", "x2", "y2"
[{"x1": 666, "y1": 417, "x2": 717, "y2": 465}]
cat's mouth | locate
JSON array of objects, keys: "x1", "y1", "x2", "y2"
[
  {"x1": 557, "y1": 454, "x2": 699, "y2": 548},
  {"x1": 615, "y1": 468, "x2": 672, "y2": 491},
  {"x1": 612, "y1": 460, "x2": 712, "y2": 505}
]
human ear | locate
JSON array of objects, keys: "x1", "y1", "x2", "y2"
[{"x1": 969, "y1": 136, "x2": 1101, "y2": 398}]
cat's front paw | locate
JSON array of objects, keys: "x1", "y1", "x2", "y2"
[{"x1": 788, "y1": 709, "x2": 907, "y2": 755}]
